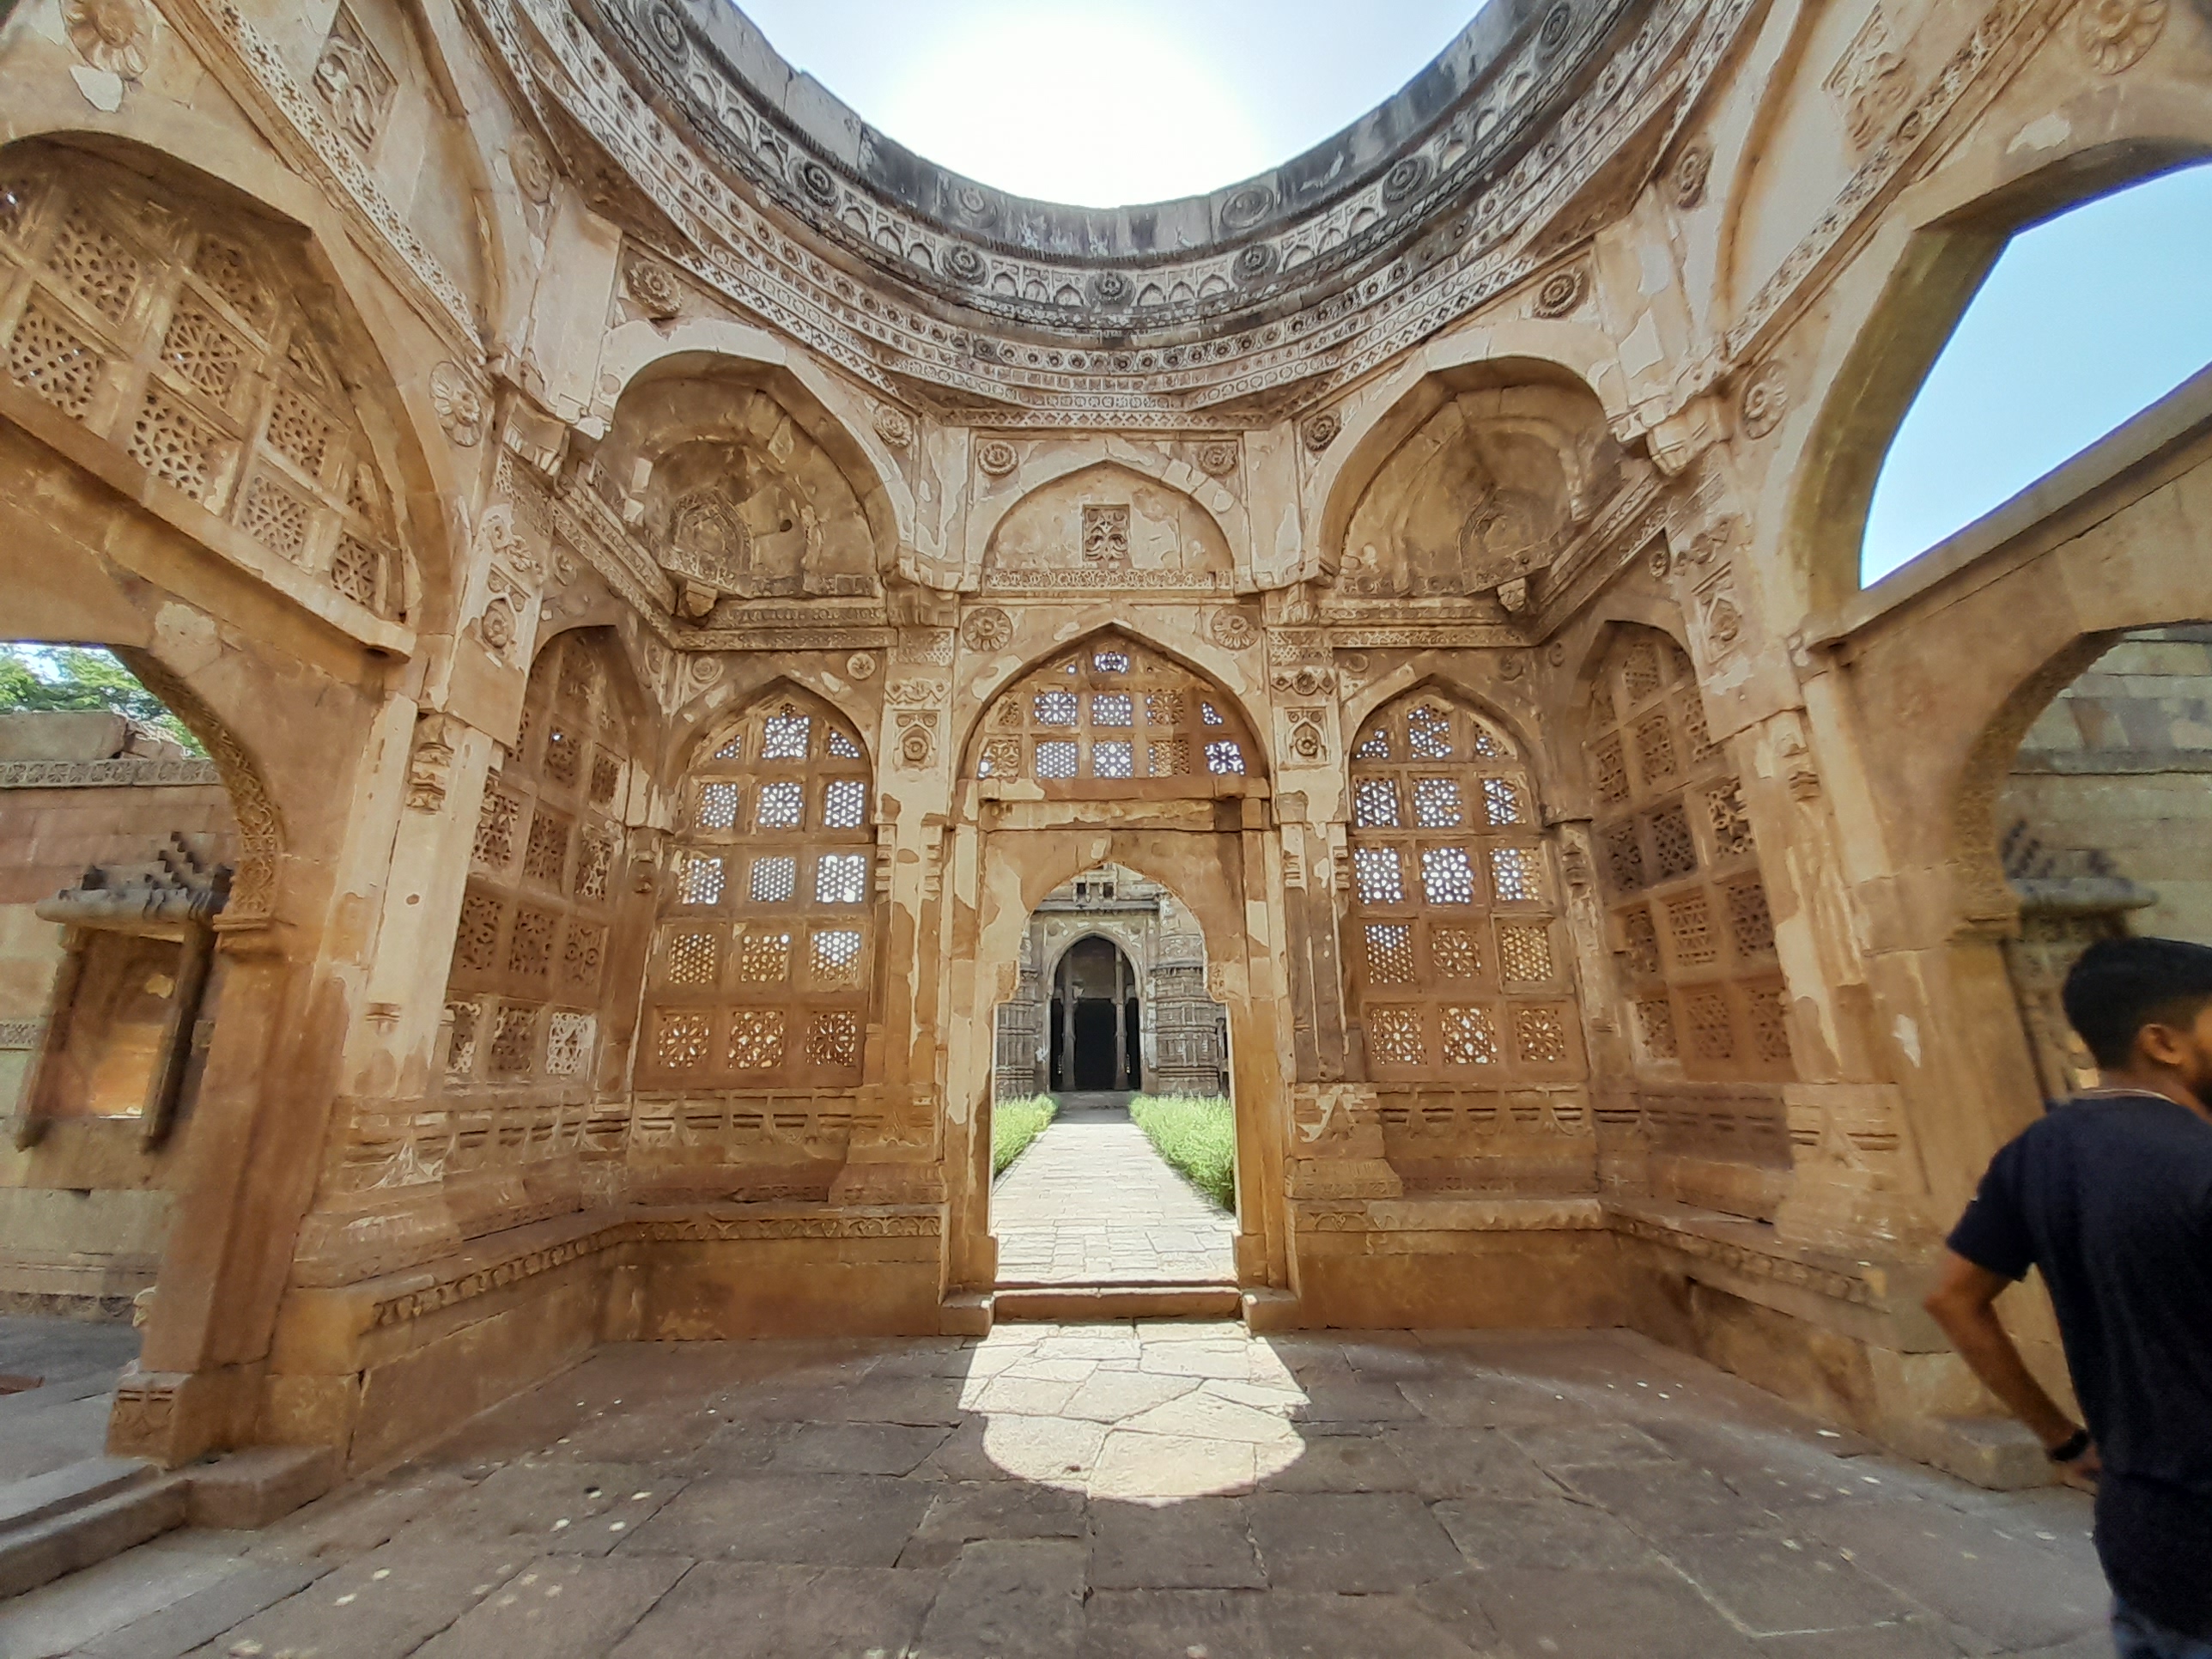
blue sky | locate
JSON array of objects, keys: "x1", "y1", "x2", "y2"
[{"x1": 736, "y1": 3, "x2": 2212, "y2": 586}]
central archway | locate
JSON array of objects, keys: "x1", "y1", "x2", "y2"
[{"x1": 942, "y1": 629, "x2": 1288, "y2": 1298}]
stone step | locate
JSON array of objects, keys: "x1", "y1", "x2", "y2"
[
  {"x1": 0, "y1": 1470, "x2": 187, "y2": 1599},
  {"x1": 993, "y1": 1282, "x2": 1243, "y2": 1322},
  {"x1": 0, "y1": 1455, "x2": 156, "y2": 1535}
]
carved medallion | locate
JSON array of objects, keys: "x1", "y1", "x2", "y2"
[
  {"x1": 1301, "y1": 411, "x2": 1341, "y2": 453},
  {"x1": 1091, "y1": 271, "x2": 1134, "y2": 307},
  {"x1": 1738, "y1": 360, "x2": 1790, "y2": 440},
  {"x1": 975, "y1": 439, "x2": 1018, "y2": 477},
  {"x1": 428, "y1": 361, "x2": 485, "y2": 447},
  {"x1": 2078, "y1": 0, "x2": 2166, "y2": 71},
  {"x1": 943, "y1": 244, "x2": 987, "y2": 285},
  {"x1": 895, "y1": 710, "x2": 939, "y2": 769},
  {"x1": 510, "y1": 134, "x2": 554, "y2": 204},
  {"x1": 846, "y1": 652, "x2": 879, "y2": 681},
  {"x1": 1285, "y1": 710, "x2": 1329, "y2": 766},
  {"x1": 961, "y1": 607, "x2": 1013, "y2": 653},
  {"x1": 478, "y1": 596, "x2": 517, "y2": 653},
  {"x1": 872, "y1": 404, "x2": 915, "y2": 449},
  {"x1": 1206, "y1": 610, "x2": 1259, "y2": 653},
  {"x1": 625, "y1": 258, "x2": 681, "y2": 319},
  {"x1": 1196, "y1": 441, "x2": 1239, "y2": 478},
  {"x1": 64, "y1": 0, "x2": 149, "y2": 79},
  {"x1": 1531, "y1": 264, "x2": 1588, "y2": 319},
  {"x1": 1231, "y1": 243, "x2": 1279, "y2": 284},
  {"x1": 1381, "y1": 155, "x2": 1432, "y2": 204},
  {"x1": 1220, "y1": 185, "x2": 1273, "y2": 228},
  {"x1": 1670, "y1": 141, "x2": 1712, "y2": 210}
]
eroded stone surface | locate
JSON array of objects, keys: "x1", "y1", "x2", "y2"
[{"x1": 6, "y1": 1327, "x2": 2107, "y2": 1659}]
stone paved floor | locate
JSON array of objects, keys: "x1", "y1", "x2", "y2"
[
  {"x1": 0, "y1": 1315, "x2": 138, "y2": 1486},
  {"x1": 993, "y1": 1094, "x2": 1237, "y2": 1285},
  {"x1": 3, "y1": 1324, "x2": 2112, "y2": 1659}
]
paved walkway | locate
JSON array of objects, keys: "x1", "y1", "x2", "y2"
[
  {"x1": 3, "y1": 1325, "x2": 2107, "y2": 1658},
  {"x1": 993, "y1": 1093, "x2": 1236, "y2": 1285}
]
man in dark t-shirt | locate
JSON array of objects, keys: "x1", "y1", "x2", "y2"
[{"x1": 1927, "y1": 936, "x2": 2212, "y2": 1659}]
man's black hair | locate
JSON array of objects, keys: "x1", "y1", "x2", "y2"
[{"x1": 2062, "y1": 937, "x2": 2212, "y2": 1069}]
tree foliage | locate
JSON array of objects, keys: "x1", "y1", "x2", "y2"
[{"x1": 0, "y1": 645, "x2": 204, "y2": 754}]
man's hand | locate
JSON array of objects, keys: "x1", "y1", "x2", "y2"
[{"x1": 1923, "y1": 1250, "x2": 2087, "y2": 1458}]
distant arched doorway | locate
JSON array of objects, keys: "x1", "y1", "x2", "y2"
[{"x1": 1048, "y1": 935, "x2": 1140, "y2": 1091}]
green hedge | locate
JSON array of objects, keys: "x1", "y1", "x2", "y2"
[
  {"x1": 991, "y1": 1095, "x2": 1057, "y2": 1176},
  {"x1": 1129, "y1": 1094, "x2": 1236, "y2": 1211}
]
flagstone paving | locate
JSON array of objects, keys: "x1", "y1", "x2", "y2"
[
  {"x1": 2, "y1": 1325, "x2": 2108, "y2": 1659},
  {"x1": 992, "y1": 1093, "x2": 1237, "y2": 1284}
]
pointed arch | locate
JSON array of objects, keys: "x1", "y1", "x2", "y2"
[
  {"x1": 641, "y1": 681, "x2": 877, "y2": 1098},
  {"x1": 962, "y1": 628, "x2": 1265, "y2": 795}
]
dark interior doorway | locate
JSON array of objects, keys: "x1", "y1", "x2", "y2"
[{"x1": 1048, "y1": 935, "x2": 1139, "y2": 1091}]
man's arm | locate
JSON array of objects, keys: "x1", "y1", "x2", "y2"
[{"x1": 1923, "y1": 1250, "x2": 2099, "y2": 1474}]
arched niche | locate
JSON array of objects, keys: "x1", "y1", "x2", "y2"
[
  {"x1": 1323, "y1": 362, "x2": 1620, "y2": 602},
  {"x1": 0, "y1": 137, "x2": 432, "y2": 630},
  {"x1": 640, "y1": 683, "x2": 878, "y2": 1115},
  {"x1": 438, "y1": 629, "x2": 651, "y2": 1139},
  {"x1": 961, "y1": 629, "x2": 1265, "y2": 796},
  {"x1": 591, "y1": 355, "x2": 892, "y2": 610},
  {"x1": 1790, "y1": 141, "x2": 2212, "y2": 613},
  {"x1": 980, "y1": 461, "x2": 1233, "y2": 589}
]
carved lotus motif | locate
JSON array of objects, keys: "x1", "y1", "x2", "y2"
[
  {"x1": 872, "y1": 405, "x2": 915, "y2": 449},
  {"x1": 846, "y1": 652, "x2": 879, "y2": 681},
  {"x1": 975, "y1": 439, "x2": 1018, "y2": 477},
  {"x1": 428, "y1": 361, "x2": 485, "y2": 447},
  {"x1": 1670, "y1": 141, "x2": 1713, "y2": 210},
  {"x1": 1207, "y1": 610, "x2": 1259, "y2": 653},
  {"x1": 64, "y1": 0, "x2": 149, "y2": 79},
  {"x1": 1738, "y1": 360, "x2": 1789, "y2": 440},
  {"x1": 1532, "y1": 265, "x2": 1587, "y2": 319},
  {"x1": 510, "y1": 134, "x2": 555, "y2": 204},
  {"x1": 1302, "y1": 411, "x2": 1341, "y2": 453},
  {"x1": 2077, "y1": 0, "x2": 2166, "y2": 71},
  {"x1": 942, "y1": 244, "x2": 986, "y2": 285},
  {"x1": 961, "y1": 607, "x2": 1013, "y2": 653},
  {"x1": 625, "y1": 258, "x2": 681, "y2": 319}
]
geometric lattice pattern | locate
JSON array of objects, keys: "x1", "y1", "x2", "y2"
[
  {"x1": 1346, "y1": 690, "x2": 1572, "y2": 1085},
  {"x1": 443, "y1": 633, "x2": 634, "y2": 1092},
  {"x1": 972, "y1": 633, "x2": 1255, "y2": 787},
  {"x1": 647, "y1": 689, "x2": 874, "y2": 1085},
  {"x1": 1368, "y1": 1006, "x2": 1425, "y2": 1066},
  {"x1": 1587, "y1": 623, "x2": 1793, "y2": 1086},
  {"x1": 0, "y1": 150, "x2": 404, "y2": 617}
]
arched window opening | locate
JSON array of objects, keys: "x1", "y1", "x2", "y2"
[
  {"x1": 641, "y1": 690, "x2": 874, "y2": 1091},
  {"x1": 1861, "y1": 163, "x2": 2212, "y2": 584},
  {"x1": 970, "y1": 634, "x2": 1258, "y2": 792},
  {"x1": 1589, "y1": 629, "x2": 1790, "y2": 1086},
  {"x1": 445, "y1": 633, "x2": 635, "y2": 1103},
  {"x1": 1346, "y1": 691, "x2": 1579, "y2": 1092},
  {"x1": 1586, "y1": 627, "x2": 1791, "y2": 1215},
  {"x1": 0, "y1": 641, "x2": 240, "y2": 1324},
  {"x1": 1994, "y1": 625, "x2": 2212, "y2": 1101},
  {"x1": 0, "y1": 145, "x2": 412, "y2": 620}
]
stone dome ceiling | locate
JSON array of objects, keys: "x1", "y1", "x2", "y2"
[{"x1": 501, "y1": 0, "x2": 1734, "y2": 421}]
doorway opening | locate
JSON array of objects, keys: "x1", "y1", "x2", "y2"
[{"x1": 989, "y1": 864, "x2": 1236, "y2": 1287}]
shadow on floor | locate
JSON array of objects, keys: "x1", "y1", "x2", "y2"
[{"x1": 0, "y1": 1323, "x2": 2107, "y2": 1659}]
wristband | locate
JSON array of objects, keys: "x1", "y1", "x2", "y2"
[{"x1": 2046, "y1": 1427, "x2": 2091, "y2": 1463}]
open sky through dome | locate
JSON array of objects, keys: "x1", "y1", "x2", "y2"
[{"x1": 736, "y1": 4, "x2": 2212, "y2": 589}]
